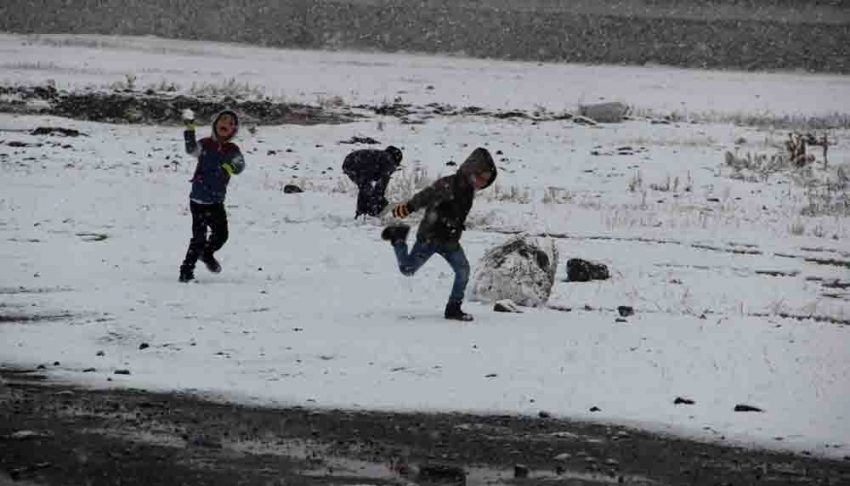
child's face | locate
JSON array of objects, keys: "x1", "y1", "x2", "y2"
[
  {"x1": 215, "y1": 114, "x2": 237, "y2": 140},
  {"x1": 472, "y1": 171, "x2": 492, "y2": 190}
]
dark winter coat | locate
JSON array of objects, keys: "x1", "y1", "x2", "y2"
[
  {"x1": 185, "y1": 110, "x2": 245, "y2": 204},
  {"x1": 406, "y1": 148, "x2": 497, "y2": 246},
  {"x1": 342, "y1": 149, "x2": 398, "y2": 185}
]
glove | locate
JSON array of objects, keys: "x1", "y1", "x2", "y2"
[
  {"x1": 221, "y1": 162, "x2": 235, "y2": 175},
  {"x1": 182, "y1": 108, "x2": 196, "y2": 130},
  {"x1": 392, "y1": 203, "x2": 410, "y2": 218}
]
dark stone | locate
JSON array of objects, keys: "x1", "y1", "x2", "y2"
[
  {"x1": 283, "y1": 184, "x2": 304, "y2": 194},
  {"x1": 114, "y1": 369, "x2": 131, "y2": 375},
  {"x1": 139, "y1": 343, "x2": 150, "y2": 350},
  {"x1": 31, "y1": 127, "x2": 84, "y2": 137},
  {"x1": 590, "y1": 406, "x2": 601, "y2": 412},
  {"x1": 674, "y1": 397, "x2": 695, "y2": 405},
  {"x1": 617, "y1": 306, "x2": 634, "y2": 317},
  {"x1": 566, "y1": 258, "x2": 610, "y2": 282},
  {"x1": 734, "y1": 404, "x2": 763, "y2": 412},
  {"x1": 418, "y1": 463, "x2": 466, "y2": 485},
  {"x1": 514, "y1": 464, "x2": 530, "y2": 479},
  {"x1": 538, "y1": 410, "x2": 551, "y2": 419},
  {"x1": 83, "y1": 368, "x2": 96, "y2": 373},
  {"x1": 339, "y1": 136, "x2": 380, "y2": 145},
  {"x1": 493, "y1": 300, "x2": 521, "y2": 313}
]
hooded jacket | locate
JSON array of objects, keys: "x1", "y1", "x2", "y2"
[
  {"x1": 185, "y1": 110, "x2": 245, "y2": 204},
  {"x1": 406, "y1": 147, "x2": 497, "y2": 245},
  {"x1": 342, "y1": 148, "x2": 401, "y2": 185}
]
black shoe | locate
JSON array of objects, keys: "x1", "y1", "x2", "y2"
[
  {"x1": 444, "y1": 300, "x2": 473, "y2": 322},
  {"x1": 201, "y1": 253, "x2": 221, "y2": 274},
  {"x1": 381, "y1": 224, "x2": 410, "y2": 244},
  {"x1": 179, "y1": 267, "x2": 195, "y2": 283}
]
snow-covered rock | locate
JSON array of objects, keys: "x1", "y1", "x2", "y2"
[
  {"x1": 578, "y1": 101, "x2": 630, "y2": 123},
  {"x1": 469, "y1": 234, "x2": 558, "y2": 307}
]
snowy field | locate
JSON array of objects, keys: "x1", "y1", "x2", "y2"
[{"x1": 1, "y1": 34, "x2": 849, "y2": 459}]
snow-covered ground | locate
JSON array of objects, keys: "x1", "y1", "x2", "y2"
[{"x1": 1, "y1": 34, "x2": 849, "y2": 460}]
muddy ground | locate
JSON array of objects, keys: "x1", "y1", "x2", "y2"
[{"x1": 2, "y1": 368, "x2": 849, "y2": 486}]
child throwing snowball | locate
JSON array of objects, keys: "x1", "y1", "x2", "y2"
[{"x1": 179, "y1": 108, "x2": 246, "y2": 283}]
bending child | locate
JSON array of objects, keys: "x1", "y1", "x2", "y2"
[
  {"x1": 381, "y1": 147, "x2": 497, "y2": 321},
  {"x1": 342, "y1": 145, "x2": 403, "y2": 218},
  {"x1": 179, "y1": 109, "x2": 246, "y2": 283}
]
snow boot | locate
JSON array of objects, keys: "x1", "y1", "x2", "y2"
[
  {"x1": 444, "y1": 300, "x2": 473, "y2": 322},
  {"x1": 381, "y1": 224, "x2": 410, "y2": 244},
  {"x1": 201, "y1": 251, "x2": 222, "y2": 274},
  {"x1": 179, "y1": 266, "x2": 195, "y2": 283}
]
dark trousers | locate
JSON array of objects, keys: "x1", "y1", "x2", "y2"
[
  {"x1": 392, "y1": 240, "x2": 470, "y2": 303},
  {"x1": 350, "y1": 174, "x2": 391, "y2": 218},
  {"x1": 181, "y1": 201, "x2": 228, "y2": 271}
]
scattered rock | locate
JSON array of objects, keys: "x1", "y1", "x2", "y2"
[
  {"x1": 186, "y1": 433, "x2": 223, "y2": 449},
  {"x1": 674, "y1": 397, "x2": 695, "y2": 405},
  {"x1": 114, "y1": 369, "x2": 131, "y2": 375},
  {"x1": 493, "y1": 299, "x2": 522, "y2": 313},
  {"x1": 76, "y1": 232, "x2": 108, "y2": 242},
  {"x1": 10, "y1": 430, "x2": 52, "y2": 440},
  {"x1": 53, "y1": 361, "x2": 60, "y2": 366},
  {"x1": 339, "y1": 135, "x2": 380, "y2": 145},
  {"x1": 554, "y1": 452, "x2": 572, "y2": 461},
  {"x1": 555, "y1": 464, "x2": 566, "y2": 474},
  {"x1": 615, "y1": 318, "x2": 628, "y2": 323},
  {"x1": 31, "y1": 126, "x2": 84, "y2": 137},
  {"x1": 514, "y1": 464, "x2": 530, "y2": 479},
  {"x1": 566, "y1": 258, "x2": 610, "y2": 282},
  {"x1": 138, "y1": 342, "x2": 150, "y2": 350},
  {"x1": 734, "y1": 404, "x2": 763, "y2": 412},
  {"x1": 446, "y1": 160, "x2": 457, "y2": 166},
  {"x1": 283, "y1": 184, "x2": 304, "y2": 194},
  {"x1": 572, "y1": 115, "x2": 598, "y2": 126},
  {"x1": 418, "y1": 463, "x2": 466, "y2": 484},
  {"x1": 83, "y1": 368, "x2": 96, "y2": 373},
  {"x1": 538, "y1": 410, "x2": 551, "y2": 419},
  {"x1": 6, "y1": 141, "x2": 40, "y2": 148},
  {"x1": 707, "y1": 197, "x2": 721, "y2": 203},
  {"x1": 96, "y1": 350, "x2": 105, "y2": 356},
  {"x1": 470, "y1": 234, "x2": 559, "y2": 307},
  {"x1": 484, "y1": 373, "x2": 498, "y2": 378},
  {"x1": 590, "y1": 406, "x2": 601, "y2": 412},
  {"x1": 617, "y1": 305, "x2": 634, "y2": 317}
]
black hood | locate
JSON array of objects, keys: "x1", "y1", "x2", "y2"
[{"x1": 458, "y1": 147, "x2": 497, "y2": 189}]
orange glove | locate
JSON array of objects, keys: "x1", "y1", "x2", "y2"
[{"x1": 392, "y1": 203, "x2": 410, "y2": 218}]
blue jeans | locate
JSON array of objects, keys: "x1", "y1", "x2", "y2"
[{"x1": 393, "y1": 240, "x2": 470, "y2": 303}]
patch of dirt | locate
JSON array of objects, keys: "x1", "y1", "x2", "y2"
[
  {"x1": 0, "y1": 287, "x2": 72, "y2": 295},
  {"x1": 0, "y1": 85, "x2": 360, "y2": 126},
  {"x1": 0, "y1": 313, "x2": 75, "y2": 324},
  {"x1": 0, "y1": 84, "x2": 582, "y2": 127},
  {"x1": 2, "y1": 368, "x2": 848, "y2": 486}
]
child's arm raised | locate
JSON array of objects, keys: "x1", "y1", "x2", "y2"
[{"x1": 182, "y1": 109, "x2": 200, "y2": 157}]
